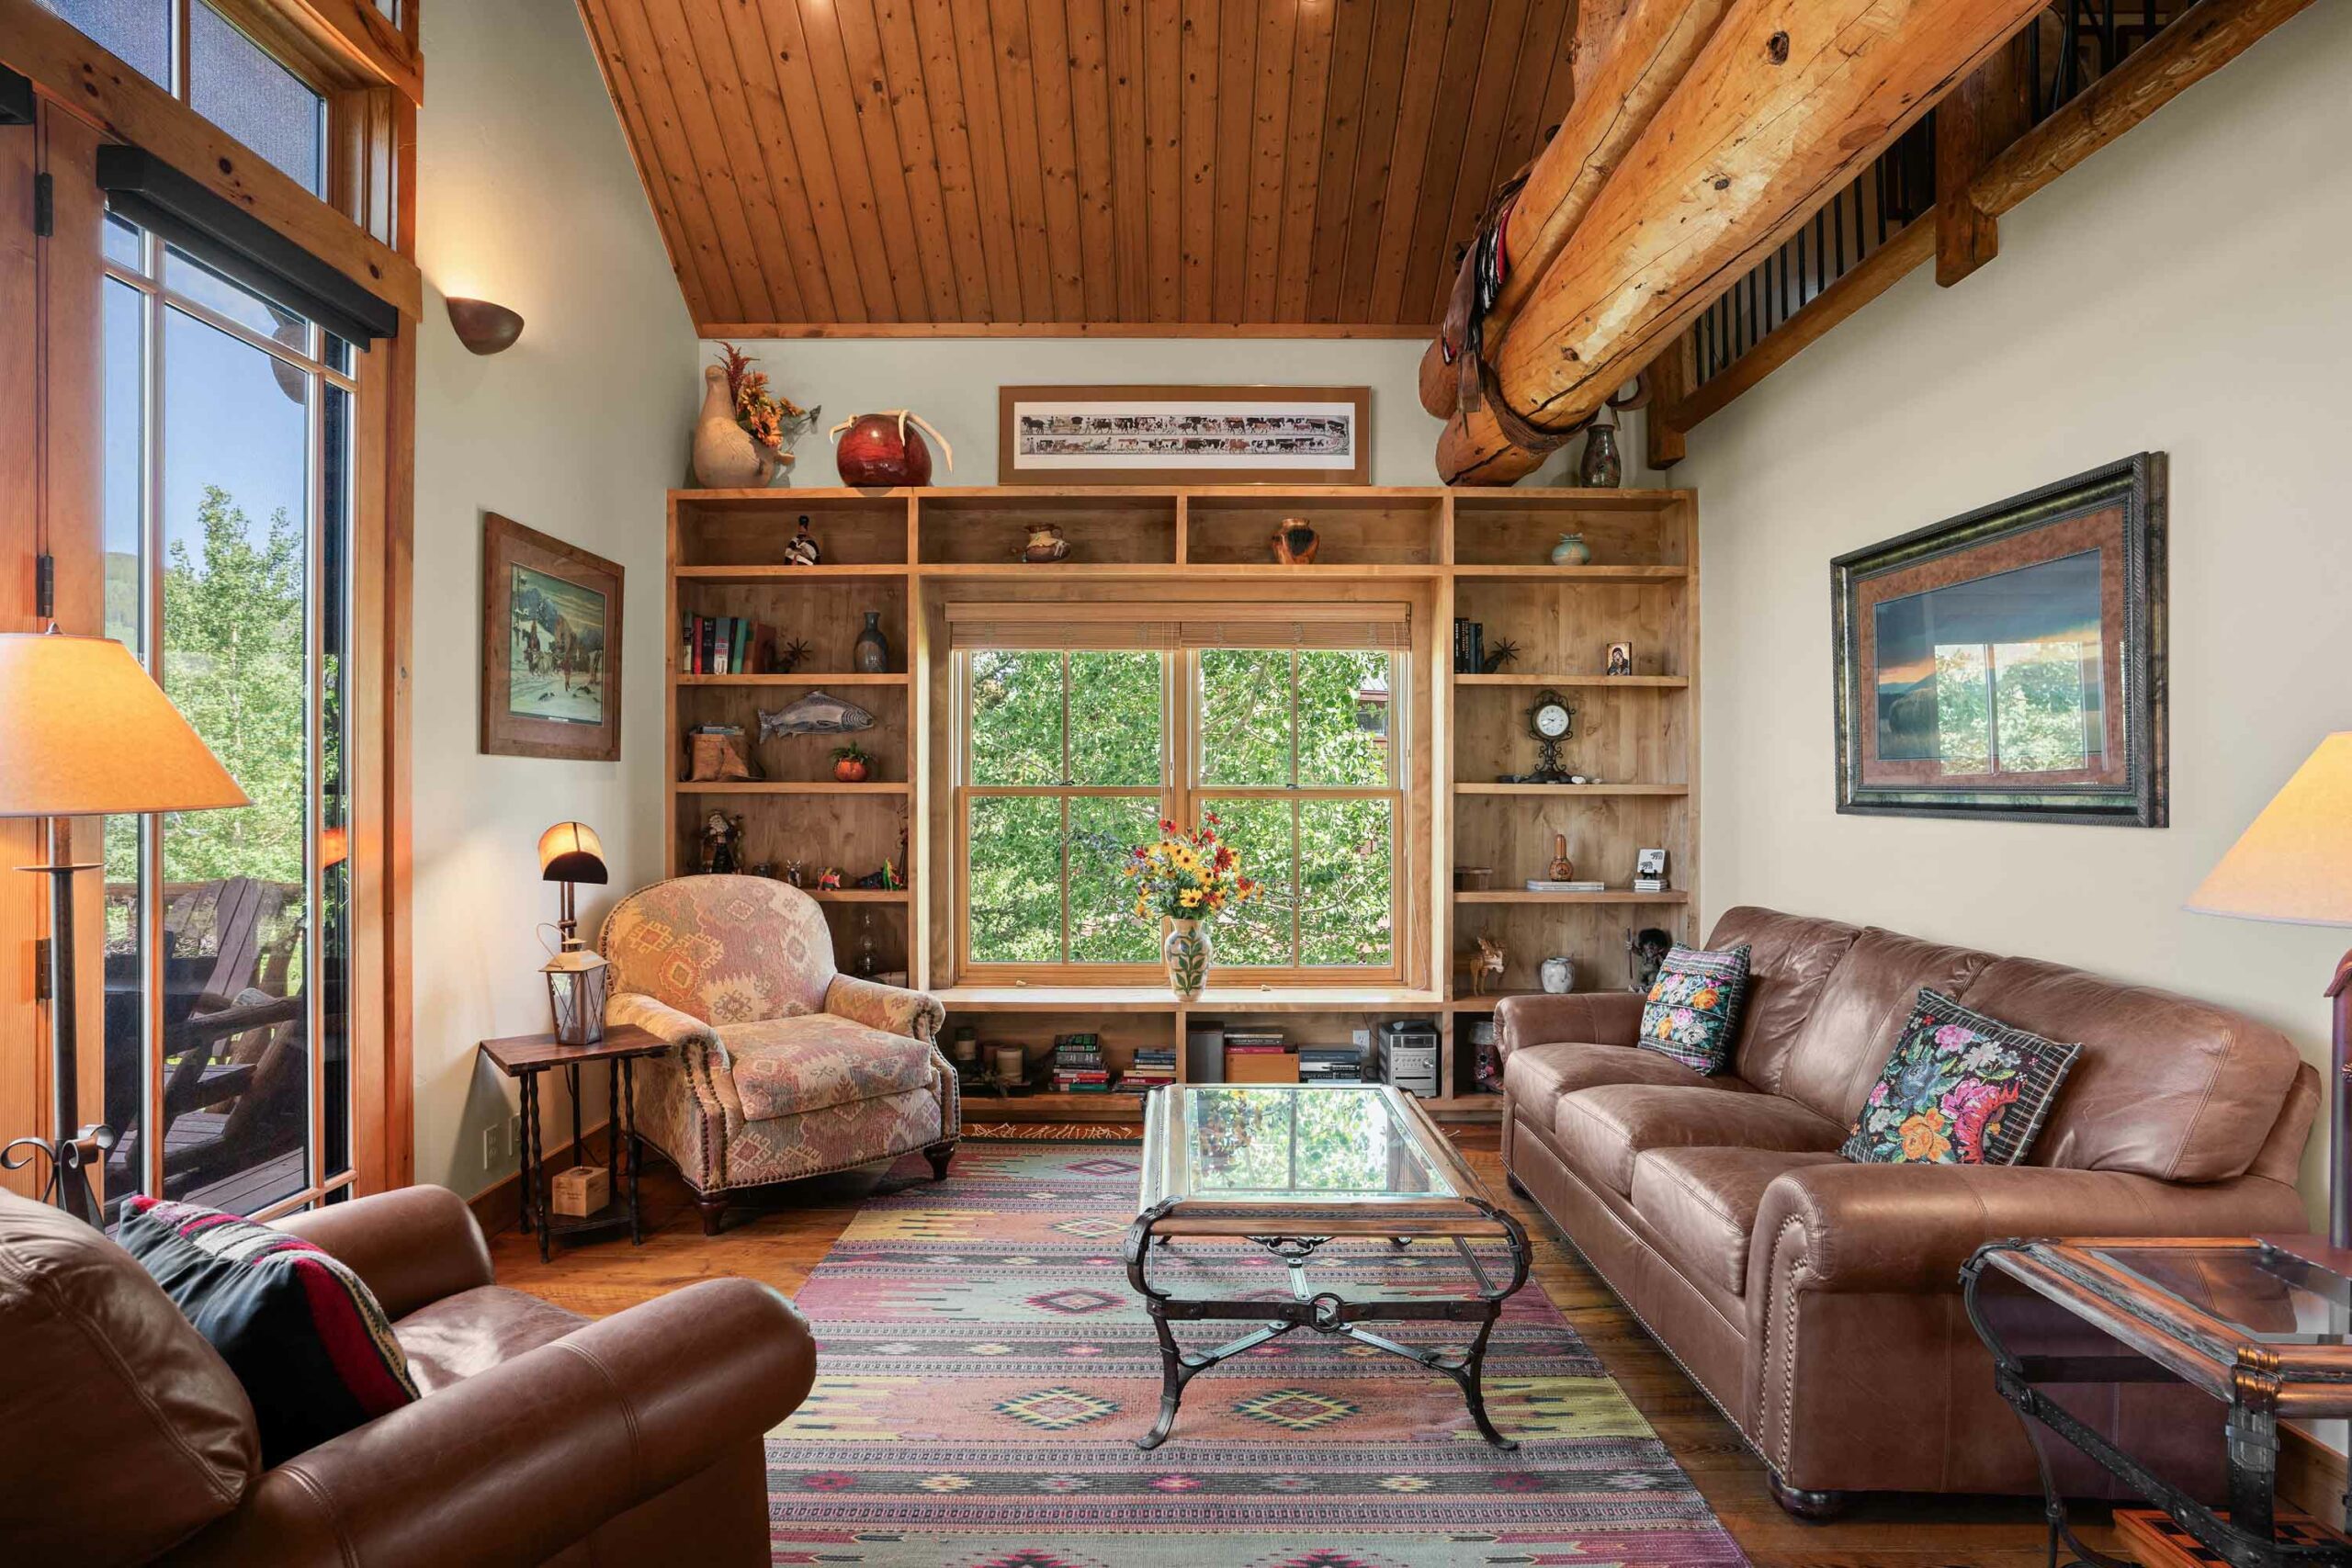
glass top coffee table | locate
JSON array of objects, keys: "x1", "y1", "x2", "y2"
[
  {"x1": 1966, "y1": 1235, "x2": 2352, "y2": 1567},
  {"x1": 1125, "y1": 1083, "x2": 1530, "y2": 1450}
]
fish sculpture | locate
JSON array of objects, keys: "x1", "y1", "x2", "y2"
[{"x1": 758, "y1": 690, "x2": 876, "y2": 740}]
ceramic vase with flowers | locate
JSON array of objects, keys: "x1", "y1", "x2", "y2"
[
  {"x1": 693, "y1": 342, "x2": 818, "y2": 489},
  {"x1": 1125, "y1": 814, "x2": 1260, "y2": 1001}
]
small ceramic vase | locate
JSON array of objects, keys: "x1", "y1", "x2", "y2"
[
  {"x1": 853, "y1": 611, "x2": 889, "y2": 673},
  {"x1": 1577, "y1": 419, "x2": 1623, "y2": 488},
  {"x1": 1540, "y1": 955, "x2": 1577, "y2": 995},
  {"x1": 1550, "y1": 533, "x2": 1593, "y2": 567},
  {"x1": 1023, "y1": 523, "x2": 1070, "y2": 563},
  {"x1": 1163, "y1": 919, "x2": 1211, "y2": 1001}
]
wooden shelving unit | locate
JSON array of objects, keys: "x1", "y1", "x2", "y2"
[{"x1": 664, "y1": 484, "x2": 1696, "y2": 1123}]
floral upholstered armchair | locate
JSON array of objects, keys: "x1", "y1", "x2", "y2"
[{"x1": 598, "y1": 876, "x2": 956, "y2": 1234}]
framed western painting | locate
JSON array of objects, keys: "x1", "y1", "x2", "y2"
[
  {"x1": 1832, "y1": 454, "x2": 2166, "y2": 826},
  {"x1": 999, "y1": 384, "x2": 1371, "y2": 484},
  {"x1": 481, "y1": 513, "x2": 624, "y2": 761}
]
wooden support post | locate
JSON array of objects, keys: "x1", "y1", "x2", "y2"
[
  {"x1": 1645, "y1": 334, "x2": 1695, "y2": 470},
  {"x1": 1934, "y1": 39, "x2": 2029, "y2": 286}
]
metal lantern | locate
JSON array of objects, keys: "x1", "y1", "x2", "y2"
[{"x1": 543, "y1": 946, "x2": 609, "y2": 1046}]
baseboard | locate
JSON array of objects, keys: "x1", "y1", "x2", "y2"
[{"x1": 467, "y1": 1118, "x2": 613, "y2": 1236}]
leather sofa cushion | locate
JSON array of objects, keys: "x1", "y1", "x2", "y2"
[
  {"x1": 726, "y1": 1012, "x2": 938, "y2": 1121},
  {"x1": 394, "y1": 1285, "x2": 589, "y2": 1395},
  {"x1": 1708, "y1": 906, "x2": 1861, "y2": 1092},
  {"x1": 1957, "y1": 957, "x2": 2302, "y2": 1182},
  {"x1": 1773, "y1": 929, "x2": 1995, "y2": 1127},
  {"x1": 1503, "y1": 1041, "x2": 1757, "y2": 1109},
  {"x1": 1632, "y1": 1146, "x2": 1845, "y2": 1297},
  {"x1": 0, "y1": 1190, "x2": 258, "y2": 1563},
  {"x1": 1553, "y1": 1084, "x2": 1848, "y2": 1196}
]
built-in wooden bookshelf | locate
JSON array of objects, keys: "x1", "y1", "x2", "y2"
[{"x1": 664, "y1": 485, "x2": 1697, "y2": 1122}]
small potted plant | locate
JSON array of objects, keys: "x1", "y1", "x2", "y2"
[
  {"x1": 831, "y1": 742, "x2": 873, "y2": 784},
  {"x1": 1125, "y1": 814, "x2": 1258, "y2": 1000}
]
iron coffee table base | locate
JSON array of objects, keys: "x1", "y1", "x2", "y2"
[{"x1": 1123, "y1": 1197, "x2": 1532, "y2": 1451}]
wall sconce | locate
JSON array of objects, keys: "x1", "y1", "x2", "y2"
[{"x1": 447, "y1": 296, "x2": 525, "y2": 355}]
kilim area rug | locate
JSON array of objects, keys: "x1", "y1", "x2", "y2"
[{"x1": 767, "y1": 1140, "x2": 1747, "y2": 1567}]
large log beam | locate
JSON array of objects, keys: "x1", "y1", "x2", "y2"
[
  {"x1": 1442, "y1": 0, "x2": 2047, "y2": 483},
  {"x1": 1419, "y1": 0, "x2": 1736, "y2": 422},
  {"x1": 1658, "y1": 0, "x2": 2317, "y2": 437}
]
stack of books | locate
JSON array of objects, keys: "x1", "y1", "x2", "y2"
[
  {"x1": 1224, "y1": 1028, "x2": 1298, "y2": 1084},
  {"x1": 1298, "y1": 1044, "x2": 1365, "y2": 1084},
  {"x1": 680, "y1": 615, "x2": 781, "y2": 675},
  {"x1": 1050, "y1": 1033, "x2": 1110, "y2": 1094},
  {"x1": 1632, "y1": 876, "x2": 1670, "y2": 894},
  {"x1": 1526, "y1": 878, "x2": 1607, "y2": 894},
  {"x1": 1120, "y1": 1045, "x2": 1178, "y2": 1094}
]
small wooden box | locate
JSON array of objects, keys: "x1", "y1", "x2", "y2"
[
  {"x1": 1227, "y1": 1053, "x2": 1301, "y2": 1085},
  {"x1": 550, "y1": 1163, "x2": 610, "y2": 1218}
]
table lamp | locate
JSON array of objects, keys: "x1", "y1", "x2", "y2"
[
  {"x1": 537, "y1": 820, "x2": 608, "y2": 1046},
  {"x1": 2187, "y1": 733, "x2": 2352, "y2": 1247},
  {"x1": 0, "y1": 628, "x2": 247, "y2": 1222}
]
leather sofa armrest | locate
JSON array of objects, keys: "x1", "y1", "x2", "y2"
[
  {"x1": 166, "y1": 1278, "x2": 817, "y2": 1568},
  {"x1": 271, "y1": 1186, "x2": 493, "y2": 1321},
  {"x1": 609, "y1": 990, "x2": 726, "y2": 1065},
  {"x1": 1493, "y1": 990, "x2": 1644, "y2": 1061},
  {"x1": 825, "y1": 973, "x2": 945, "y2": 1043},
  {"x1": 1747, "y1": 1160, "x2": 2312, "y2": 1299}
]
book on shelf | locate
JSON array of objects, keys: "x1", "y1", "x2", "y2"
[
  {"x1": 1632, "y1": 879, "x2": 1669, "y2": 893},
  {"x1": 1524, "y1": 879, "x2": 1607, "y2": 893}
]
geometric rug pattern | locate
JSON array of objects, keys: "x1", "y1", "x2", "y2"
[{"x1": 768, "y1": 1141, "x2": 1748, "y2": 1565}]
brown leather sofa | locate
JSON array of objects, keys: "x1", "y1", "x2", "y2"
[
  {"x1": 0, "y1": 1183, "x2": 816, "y2": 1566},
  {"x1": 1496, "y1": 905, "x2": 2318, "y2": 1515}
]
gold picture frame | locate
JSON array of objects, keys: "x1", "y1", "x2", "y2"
[{"x1": 481, "y1": 513, "x2": 624, "y2": 761}]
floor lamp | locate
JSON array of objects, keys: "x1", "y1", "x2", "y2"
[
  {"x1": 2187, "y1": 732, "x2": 2352, "y2": 1250},
  {"x1": 0, "y1": 628, "x2": 247, "y2": 1224}
]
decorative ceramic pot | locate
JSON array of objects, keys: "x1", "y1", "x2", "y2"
[
  {"x1": 1577, "y1": 419, "x2": 1623, "y2": 488},
  {"x1": 1549, "y1": 532, "x2": 1592, "y2": 567},
  {"x1": 1540, "y1": 955, "x2": 1577, "y2": 995},
  {"x1": 1163, "y1": 919, "x2": 1210, "y2": 1001},
  {"x1": 853, "y1": 611, "x2": 889, "y2": 673},
  {"x1": 833, "y1": 755, "x2": 869, "y2": 783},
  {"x1": 692, "y1": 365, "x2": 778, "y2": 488},
  {"x1": 1023, "y1": 523, "x2": 1070, "y2": 562},
  {"x1": 1271, "y1": 518, "x2": 1319, "y2": 564},
  {"x1": 831, "y1": 410, "x2": 953, "y2": 487}
]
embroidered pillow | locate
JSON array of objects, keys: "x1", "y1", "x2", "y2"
[
  {"x1": 114, "y1": 1196, "x2": 419, "y2": 1466},
  {"x1": 1841, "y1": 988, "x2": 2082, "y2": 1168},
  {"x1": 1636, "y1": 942, "x2": 1752, "y2": 1074}
]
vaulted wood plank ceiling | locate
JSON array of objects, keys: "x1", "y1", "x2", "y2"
[{"x1": 576, "y1": 0, "x2": 1582, "y2": 334}]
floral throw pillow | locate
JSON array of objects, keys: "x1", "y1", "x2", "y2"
[
  {"x1": 1636, "y1": 942, "x2": 1751, "y2": 1074},
  {"x1": 1842, "y1": 988, "x2": 2083, "y2": 1167}
]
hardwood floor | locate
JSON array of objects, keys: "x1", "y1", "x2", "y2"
[{"x1": 485, "y1": 1128, "x2": 2113, "y2": 1568}]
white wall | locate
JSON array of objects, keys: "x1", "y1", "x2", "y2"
[
  {"x1": 410, "y1": 2, "x2": 696, "y2": 1193},
  {"x1": 1678, "y1": 5, "x2": 2351, "y2": 1213}
]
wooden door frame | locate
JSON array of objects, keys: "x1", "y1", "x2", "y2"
[{"x1": 0, "y1": 5, "x2": 418, "y2": 1200}]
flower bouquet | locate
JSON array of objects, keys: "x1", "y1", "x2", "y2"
[
  {"x1": 1125, "y1": 815, "x2": 1258, "y2": 1000},
  {"x1": 718, "y1": 342, "x2": 819, "y2": 472}
]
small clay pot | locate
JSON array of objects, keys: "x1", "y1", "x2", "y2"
[{"x1": 833, "y1": 755, "x2": 871, "y2": 783}]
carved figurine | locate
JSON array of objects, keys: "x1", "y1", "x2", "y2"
[
  {"x1": 1022, "y1": 522, "x2": 1071, "y2": 563},
  {"x1": 784, "y1": 514, "x2": 822, "y2": 566},
  {"x1": 1271, "y1": 517, "x2": 1320, "y2": 565},
  {"x1": 698, "y1": 811, "x2": 744, "y2": 875},
  {"x1": 854, "y1": 859, "x2": 905, "y2": 891},
  {"x1": 1467, "y1": 933, "x2": 1507, "y2": 997},
  {"x1": 816, "y1": 867, "x2": 843, "y2": 892}
]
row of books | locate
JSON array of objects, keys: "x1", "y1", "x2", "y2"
[
  {"x1": 680, "y1": 615, "x2": 781, "y2": 676},
  {"x1": 1451, "y1": 618, "x2": 1489, "y2": 676},
  {"x1": 1298, "y1": 1045, "x2": 1366, "y2": 1084},
  {"x1": 1050, "y1": 1032, "x2": 1111, "y2": 1094},
  {"x1": 1119, "y1": 1045, "x2": 1178, "y2": 1095}
]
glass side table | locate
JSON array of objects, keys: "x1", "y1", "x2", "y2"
[{"x1": 1964, "y1": 1235, "x2": 2352, "y2": 1568}]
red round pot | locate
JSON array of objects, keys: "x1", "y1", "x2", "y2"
[
  {"x1": 833, "y1": 757, "x2": 870, "y2": 783},
  {"x1": 835, "y1": 413, "x2": 932, "y2": 487}
]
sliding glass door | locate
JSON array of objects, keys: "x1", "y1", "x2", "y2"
[{"x1": 97, "y1": 212, "x2": 356, "y2": 1219}]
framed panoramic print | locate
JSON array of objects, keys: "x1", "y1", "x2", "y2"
[
  {"x1": 481, "y1": 513, "x2": 624, "y2": 761},
  {"x1": 998, "y1": 384, "x2": 1371, "y2": 484},
  {"x1": 1832, "y1": 454, "x2": 2166, "y2": 826}
]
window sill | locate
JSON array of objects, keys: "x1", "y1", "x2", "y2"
[{"x1": 933, "y1": 985, "x2": 1443, "y2": 1013}]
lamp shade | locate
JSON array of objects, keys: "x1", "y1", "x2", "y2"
[
  {"x1": 537, "y1": 820, "x2": 607, "y2": 884},
  {"x1": 2187, "y1": 733, "x2": 2352, "y2": 928},
  {"x1": 0, "y1": 630, "x2": 246, "y2": 818}
]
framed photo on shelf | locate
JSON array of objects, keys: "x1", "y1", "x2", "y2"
[
  {"x1": 1831, "y1": 454, "x2": 2166, "y2": 826},
  {"x1": 481, "y1": 512, "x2": 625, "y2": 761},
  {"x1": 998, "y1": 384, "x2": 1371, "y2": 485}
]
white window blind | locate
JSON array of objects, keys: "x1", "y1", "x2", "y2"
[{"x1": 944, "y1": 601, "x2": 1409, "y2": 651}]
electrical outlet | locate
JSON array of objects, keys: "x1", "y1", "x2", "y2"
[
  {"x1": 506, "y1": 1113, "x2": 521, "y2": 1158},
  {"x1": 481, "y1": 1125, "x2": 500, "y2": 1169}
]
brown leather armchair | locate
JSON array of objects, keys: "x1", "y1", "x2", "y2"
[{"x1": 0, "y1": 1184, "x2": 815, "y2": 1567}]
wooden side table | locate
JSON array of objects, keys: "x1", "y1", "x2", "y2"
[{"x1": 478, "y1": 1024, "x2": 668, "y2": 1263}]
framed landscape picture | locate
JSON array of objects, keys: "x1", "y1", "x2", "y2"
[
  {"x1": 481, "y1": 513, "x2": 624, "y2": 761},
  {"x1": 1832, "y1": 454, "x2": 2166, "y2": 826},
  {"x1": 999, "y1": 384, "x2": 1371, "y2": 484}
]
